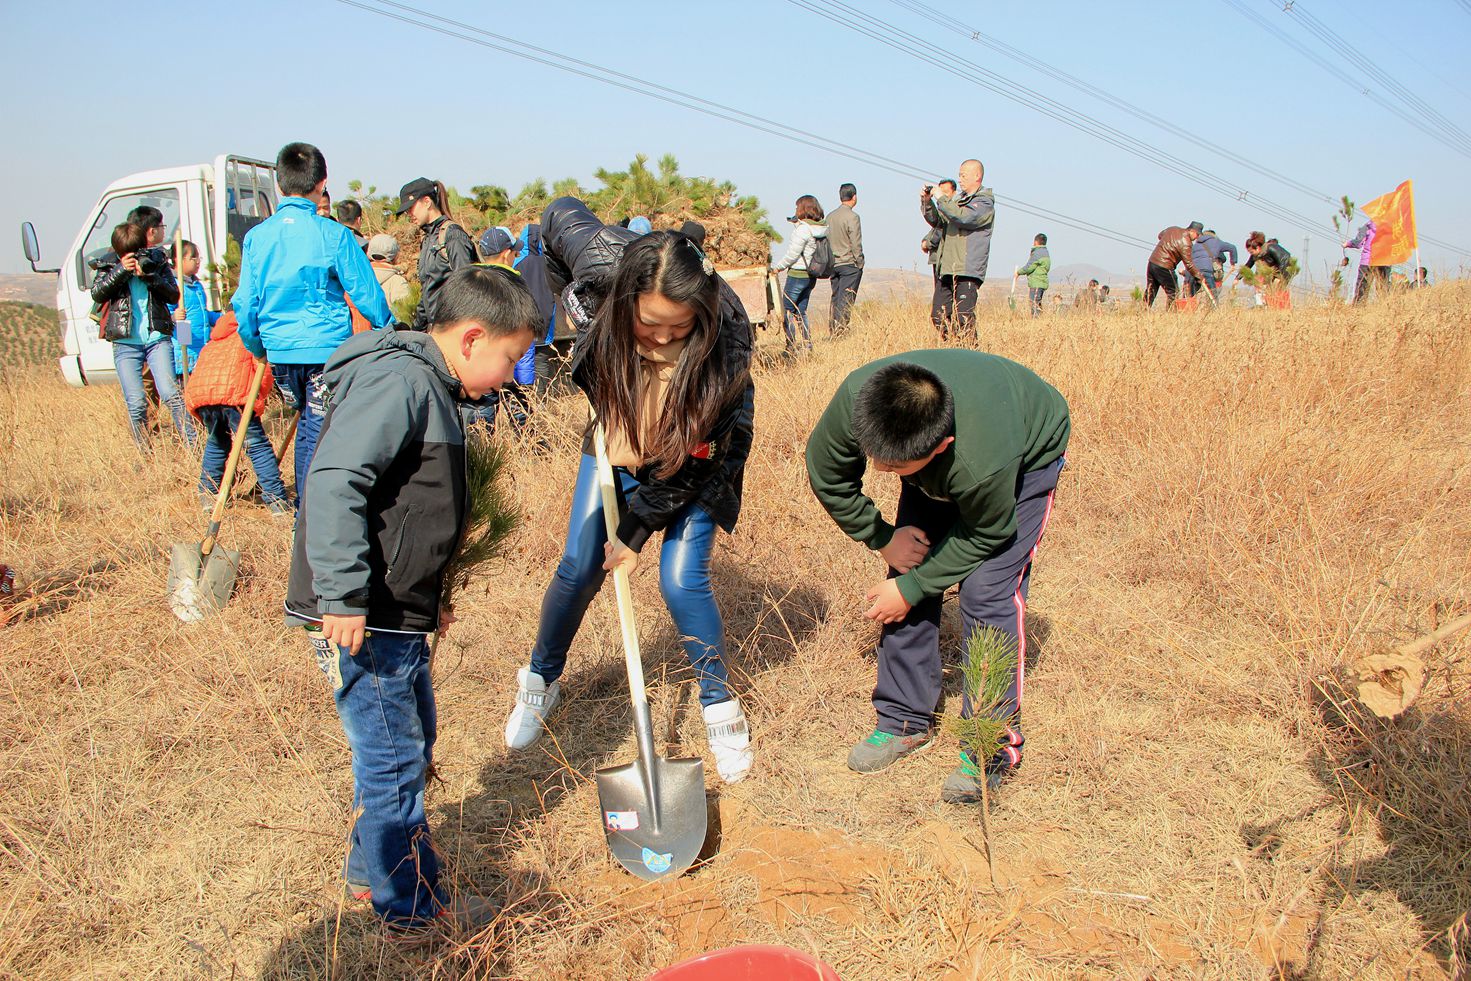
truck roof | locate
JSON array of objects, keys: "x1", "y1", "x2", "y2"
[
  {"x1": 96, "y1": 155, "x2": 275, "y2": 197},
  {"x1": 99, "y1": 162, "x2": 215, "y2": 195}
]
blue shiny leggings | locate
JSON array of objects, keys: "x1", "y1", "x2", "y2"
[{"x1": 530, "y1": 454, "x2": 730, "y2": 706}]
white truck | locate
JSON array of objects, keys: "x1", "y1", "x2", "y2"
[{"x1": 21, "y1": 154, "x2": 277, "y2": 386}]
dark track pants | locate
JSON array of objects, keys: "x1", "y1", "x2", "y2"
[
  {"x1": 930, "y1": 274, "x2": 981, "y2": 336},
  {"x1": 872, "y1": 457, "x2": 1063, "y2": 772},
  {"x1": 1144, "y1": 262, "x2": 1178, "y2": 307}
]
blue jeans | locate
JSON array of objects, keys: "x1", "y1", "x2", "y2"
[
  {"x1": 311, "y1": 628, "x2": 444, "y2": 925},
  {"x1": 112, "y1": 339, "x2": 195, "y2": 445},
  {"x1": 197, "y1": 406, "x2": 289, "y2": 505},
  {"x1": 530, "y1": 454, "x2": 731, "y2": 706},
  {"x1": 781, "y1": 274, "x2": 815, "y2": 350},
  {"x1": 270, "y1": 363, "x2": 328, "y2": 514}
]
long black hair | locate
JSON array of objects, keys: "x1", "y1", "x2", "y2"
[{"x1": 585, "y1": 231, "x2": 745, "y2": 478}]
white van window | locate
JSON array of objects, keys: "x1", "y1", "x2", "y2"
[{"x1": 78, "y1": 188, "x2": 181, "y2": 289}]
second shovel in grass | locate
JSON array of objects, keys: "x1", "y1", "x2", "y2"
[{"x1": 591, "y1": 424, "x2": 708, "y2": 882}]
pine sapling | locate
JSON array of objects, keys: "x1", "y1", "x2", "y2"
[
  {"x1": 441, "y1": 430, "x2": 519, "y2": 619},
  {"x1": 944, "y1": 626, "x2": 1019, "y2": 890}
]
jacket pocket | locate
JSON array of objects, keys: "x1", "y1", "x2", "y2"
[{"x1": 385, "y1": 508, "x2": 413, "y2": 577}]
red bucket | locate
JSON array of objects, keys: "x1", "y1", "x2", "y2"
[
  {"x1": 1266, "y1": 289, "x2": 1291, "y2": 309},
  {"x1": 648, "y1": 945, "x2": 841, "y2": 980}
]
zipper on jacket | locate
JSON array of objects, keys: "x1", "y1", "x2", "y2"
[{"x1": 386, "y1": 510, "x2": 411, "y2": 574}]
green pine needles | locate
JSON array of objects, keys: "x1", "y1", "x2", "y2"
[
  {"x1": 442, "y1": 430, "x2": 519, "y2": 610},
  {"x1": 946, "y1": 626, "x2": 1020, "y2": 770},
  {"x1": 945, "y1": 626, "x2": 1019, "y2": 890}
]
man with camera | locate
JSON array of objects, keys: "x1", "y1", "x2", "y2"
[{"x1": 921, "y1": 160, "x2": 996, "y2": 339}]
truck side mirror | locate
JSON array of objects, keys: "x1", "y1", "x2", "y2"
[
  {"x1": 21, "y1": 222, "x2": 40, "y2": 263},
  {"x1": 20, "y1": 222, "x2": 58, "y2": 274}
]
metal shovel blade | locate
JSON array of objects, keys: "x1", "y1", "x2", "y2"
[
  {"x1": 596, "y1": 750, "x2": 707, "y2": 882},
  {"x1": 167, "y1": 541, "x2": 241, "y2": 623}
]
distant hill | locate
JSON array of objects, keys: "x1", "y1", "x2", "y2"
[
  {"x1": 1051, "y1": 263, "x2": 1137, "y2": 287},
  {"x1": 0, "y1": 274, "x2": 57, "y2": 307},
  {"x1": 0, "y1": 301, "x2": 61, "y2": 370}
]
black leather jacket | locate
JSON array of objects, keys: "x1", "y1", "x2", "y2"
[
  {"x1": 90, "y1": 248, "x2": 181, "y2": 339},
  {"x1": 540, "y1": 197, "x2": 756, "y2": 551},
  {"x1": 413, "y1": 216, "x2": 477, "y2": 329}
]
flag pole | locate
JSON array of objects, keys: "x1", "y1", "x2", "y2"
[{"x1": 1409, "y1": 179, "x2": 1419, "y2": 286}]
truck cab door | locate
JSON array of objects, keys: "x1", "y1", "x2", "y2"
[
  {"x1": 63, "y1": 186, "x2": 182, "y2": 385},
  {"x1": 209, "y1": 155, "x2": 277, "y2": 308}
]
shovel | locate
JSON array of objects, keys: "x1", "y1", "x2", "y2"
[
  {"x1": 592, "y1": 425, "x2": 708, "y2": 881},
  {"x1": 168, "y1": 361, "x2": 266, "y2": 622}
]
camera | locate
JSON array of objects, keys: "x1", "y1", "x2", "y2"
[{"x1": 134, "y1": 246, "x2": 167, "y2": 277}]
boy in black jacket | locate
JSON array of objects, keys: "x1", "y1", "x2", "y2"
[{"x1": 285, "y1": 266, "x2": 540, "y2": 933}]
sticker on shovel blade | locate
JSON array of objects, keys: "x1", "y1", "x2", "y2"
[
  {"x1": 604, "y1": 810, "x2": 639, "y2": 832},
  {"x1": 641, "y1": 848, "x2": 673, "y2": 875}
]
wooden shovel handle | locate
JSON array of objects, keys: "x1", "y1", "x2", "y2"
[
  {"x1": 200, "y1": 361, "x2": 268, "y2": 557},
  {"x1": 1397, "y1": 612, "x2": 1471, "y2": 659},
  {"x1": 275, "y1": 412, "x2": 299, "y2": 464},
  {"x1": 593, "y1": 425, "x2": 648, "y2": 703}
]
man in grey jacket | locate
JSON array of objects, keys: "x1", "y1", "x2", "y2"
[
  {"x1": 826, "y1": 183, "x2": 864, "y2": 334},
  {"x1": 922, "y1": 159, "x2": 996, "y2": 338}
]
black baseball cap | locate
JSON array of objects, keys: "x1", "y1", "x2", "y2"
[{"x1": 395, "y1": 177, "x2": 437, "y2": 215}]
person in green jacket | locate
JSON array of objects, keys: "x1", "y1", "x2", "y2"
[
  {"x1": 805, "y1": 350, "x2": 1069, "y2": 802},
  {"x1": 1016, "y1": 233, "x2": 1051, "y2": 318}
]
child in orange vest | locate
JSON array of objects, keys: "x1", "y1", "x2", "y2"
[{"x1": 186, "y1": 311, "x2": 291, "y2": 516}]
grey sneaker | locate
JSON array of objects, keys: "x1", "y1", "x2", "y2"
[
  {"x1": 940, "y1": 755, "x2": 1007, "y2": 804},
  {"x1": 266, "y1": 499, "x2": 293, "y2": 518},
  {"x1": 846, "y1": 728, "x2": 932, "y2": 773}
]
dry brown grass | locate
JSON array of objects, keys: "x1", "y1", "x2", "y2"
[{"x1": 1, "y1": 286, "x2": 1468, "y2": 980}]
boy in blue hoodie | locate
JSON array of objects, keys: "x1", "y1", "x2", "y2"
[
  {"x1": 232, "y1": 142, "x2": 394, "y2": 512},
  {"x1": 286, "y1": 265, "x2": 541, "y2": 933}
]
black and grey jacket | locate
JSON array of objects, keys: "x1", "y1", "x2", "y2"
[
  {"x1": 921, "y1": 187, "x2": 996, "y2": 281},
  {"x1": 540, "y1": 196, "x2": 756, "y2": 552},
  {"x1": 412, "y1": 216, "x2": 478, "y2": 330},
  {"x1": 285, "y1": 330, "x2": 468, "y2": 633},
  {"x1": 90, "y1": 248, "x2": 180, "y2": 339}
]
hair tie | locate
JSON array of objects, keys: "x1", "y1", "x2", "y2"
[{"x1": 683, "y1": 236, "x2": 715, "y2": 277}]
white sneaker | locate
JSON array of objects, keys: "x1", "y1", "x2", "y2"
[
  {"x1": 504, "y1": 667, "x2": 560, "y2": 750},
  {"x1": 703, "y1": 699, "x2": 753, "y2": 784}
]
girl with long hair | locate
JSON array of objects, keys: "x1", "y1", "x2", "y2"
[{"x1": 504, "y1": 197, "x2": 756, "y2": 783}]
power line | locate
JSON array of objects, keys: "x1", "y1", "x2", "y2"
[
  {"x1": 789, "y1": 0, "x2": 1344, "y2": 241},
  {"x1": 886, "y1": 0, "x2": 1467, "y2": 258},
  {"x1": 887, "y1": 0, "x2": 1336, "y2": 205},
  {"x1": 1218, "y1": 0, "x2": 1471, "y2": 160},
  {"x1": 330, "y1": 0, "x2": 1155, "y2": 249},
  {"x1": 1271, "y1": 0, "x2": 1471, "y2": 155}
]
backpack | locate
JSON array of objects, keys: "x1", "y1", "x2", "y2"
[
  {"x1": 429, "y1": 220, "x2": 468, "y2": 263},
  {"x1": 806, "y1": 232, "x2": 835, "y2": 279}
]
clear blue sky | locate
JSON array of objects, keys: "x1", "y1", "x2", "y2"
[{"x1": 3, "y1": 0, "x2": 1468, "y2": 282}]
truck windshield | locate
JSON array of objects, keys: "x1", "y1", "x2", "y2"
[{"x1": 78, "y1": 188, "x2": 181, "y2": 289}]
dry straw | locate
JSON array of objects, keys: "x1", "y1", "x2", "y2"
[{"x1": 1, "y1": 284, "x2": 1468, "y2": 978}]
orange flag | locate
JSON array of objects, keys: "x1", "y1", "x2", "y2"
[{"x1": 1359, "y1": 180, "x2": 1417, "y2": 265}]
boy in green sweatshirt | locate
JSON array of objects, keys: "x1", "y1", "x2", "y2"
[
  {"x1": 1016, "y1": 233, "x2": 1051, "y2": 318},
  {"x1": 805, "y1": 350, "x2": 1069, "y2": 802}
]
